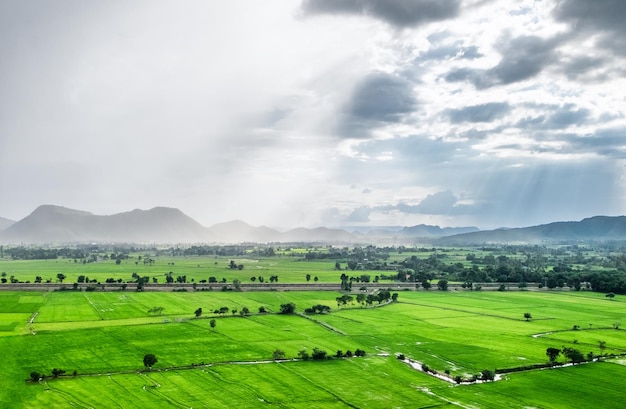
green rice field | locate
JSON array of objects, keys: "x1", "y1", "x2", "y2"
[{"x1": 1, "y1": 289, "x2": 625, "y2": 408}]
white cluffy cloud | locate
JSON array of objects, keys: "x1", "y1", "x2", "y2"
[{"x1": 1, "y1": 0, "x2": 625, "y2": 229}]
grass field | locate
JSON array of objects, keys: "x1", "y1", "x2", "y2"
[
  {"x1": 1, "y1": 289, "x2": 625, "y2": 408},
  {"x1": 0, "y1": 256, "x2": 368, "y2": 284}
]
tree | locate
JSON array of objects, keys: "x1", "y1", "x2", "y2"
[
  {"x1": 524, "y1": 312, "x2": 532, "y2": 321},
  {"x1": 311, "y1": 347, "x2": 327, "y2": 360},
  {"x1": 56, "y1": 273, "x2": 66, "y2": 283},
  {"x1": 391, "y1": 293, "x2": 399, "y2": 302},
  {"x1": 340, "y1": 273, "x2": 351, "y2": 291},
  {"x1": 279, "y1": 302, "x2": 296, "y2": 314},
  {"x1": 194, "y1": 307, "x2": 203, "y2": 318},
  {"x1": 51, "y1": 368, "x2": 66, "y2": 378},
  {"x1": 298, "y1": 349, "x2": 310, "y2": 361},
  {"x1": 240, "y1": 306, "x2": 250, "y2": 316},
  {"x1": 606, "y1": 292, "x2": 616, "y2": 300},
  {"x1": 273, "y1": 349, "x2": 286, "y2": 360},
  {"x1": 481, "y1": 369, "x2": 495, "y2": 381},
  {"x1": 258, "y1": 306, "x2": 267, "y2": 313},
  {"x1": 599, "y1": 341, "x2": 607, "y2": 355},
  {"x1": 30, "y1": 371, "x2": 41, "y2": 382},
  {"x1": 422, "y1": 280, "x2": 432, "y2": 290},
  {"x1": 562, "y1": 347, "x2": 584, "y2": 363},
  {"x1": 437, "y1": 279, "x2": 448, "y2": 291},
  {"x1": 143, "y1": 354, "x2": 158, "y2": 369},
  {"x1": 210, "y1": 319, "x2": 216, "y2": 329},
  {"x1": 546, "y1": 347, "x2": 561, "y2": 363},
  {"x1": 306, "y1": 274, "x2": 311, "y2": 282}
]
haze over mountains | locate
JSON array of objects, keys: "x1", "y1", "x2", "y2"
[
  {"x1": 0, "y1": 216, "x2": 14, "y2": 231},
  {"x1": 0, "y1": 205, "x2": 625, "y2": 245}
]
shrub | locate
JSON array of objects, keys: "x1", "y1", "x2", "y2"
[
  {"x1": 311, "y1": 347, "x2": 327, "y2": 360},
  {"x1": 481, "y1": 369, "x2": 495, "y2": 381}
]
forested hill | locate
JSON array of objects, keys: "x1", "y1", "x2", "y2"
[{"x1": 439, "y1": 216, "x2": 626, "y2": 244}]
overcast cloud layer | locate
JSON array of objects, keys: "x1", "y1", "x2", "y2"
[{"x1": 1, "y1": 0, "x2": 625, "y2": 229}]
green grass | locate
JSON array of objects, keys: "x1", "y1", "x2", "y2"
[
  {"x1": 1, "y1": 289, "x2": 626, "y2": 407},
  {"x1": 0, "y1": 256, "x2": 355, "y2": 284}
]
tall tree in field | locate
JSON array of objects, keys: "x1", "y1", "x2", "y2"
[
  {"x1": 143, "y1": 354, "x2": 158, "y2": 369},
  {"x1": 194, "y1": 308, "x2": 203, "y2": 318},
  {"x1": 210, "y1": 319, "x2": 216, "y2": 329},
  {"x1": 279, "y1": 302, "x2": 296, "y2": 314},
  {"x1": 524, "y1": 312, "x2": 532, "y2": 321},
  {"x1": 546, "y1": 347, "x2": 561, "y2": 363},
  {"x1": 437, "y1": 279, "x2": 448, "y2": 291}
]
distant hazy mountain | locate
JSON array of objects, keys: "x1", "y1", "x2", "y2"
[
  {"x1": 281, "y1": 226, "x2": 357, "y2": 243},
  {"x1": 206, "y1": 220, "x2": 282, "y2": 243},
  {"x1": 0, "y1": 205, "x2": 210, "y2": 244},
  {"x1": 8, "y1": 204, "x2": 622, "y2": 246},
  {"x1": 0, "y1": 216, "x2": 15, "y2": 231},
  {"x1": 0, "y1": 204, "x2": 482, "y2": 244},
  {"x1": 438, "y1": 216, "x2": 626, "y2": 244},
  {"x1": 398, "y1": 224, "x2": 479, "y2": 237}
]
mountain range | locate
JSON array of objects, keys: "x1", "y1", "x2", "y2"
[
  {"x1": 437, "y1": 215, "x2": 626, "y2": 245},
  {"x1": 0, "y1": 205, "x2": 625, "y2": 245}
]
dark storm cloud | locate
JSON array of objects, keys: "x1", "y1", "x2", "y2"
[
  {"x1": 554, "y1": 1, "x2": 626, "y2": 73},
  {"x1": 445, "y1": 35, "x2": 562, "y2": 88},
  {"x1": 446, "y1": 102, "x2": 510, "y2": 123},
  {"x1": 340, "y1": 72, "x2": 416, "y2": 137},
  {"x1": 300, "y1": 0, "x2": 461, "y2": 28},
  {"x1": 569, "y1": 127, "x2": 626, "y2": 158},
  {"x1": 544, "y1": 104, "x2": 590, "y2": 129},
  {"x1": 515, "y1": 104, "x2": 591, "y2": 130},
  {"x1": 554, "y1": 0, "x2": 626, "y2": 36},
  {"x1": 418, "y1": 44, "x2": 482, "y2": 61},
  {"x1": 373, "y1": 190, "x2": 480, "y2": 216},
  {"x1": 562, "y1": 56, "x2": 609, "y2": 81}
]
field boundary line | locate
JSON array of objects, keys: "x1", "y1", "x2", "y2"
[{"x1": 297, "y1": 313, "x2": 347, "y2": 335}]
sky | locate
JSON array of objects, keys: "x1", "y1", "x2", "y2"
[{"x1": 1, "y1": 0, "x2": 625, "y2": 230}]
